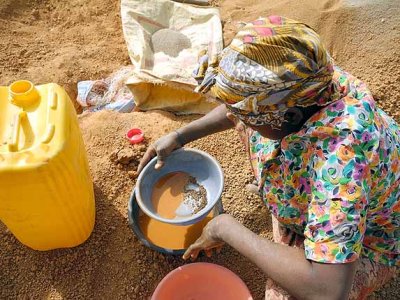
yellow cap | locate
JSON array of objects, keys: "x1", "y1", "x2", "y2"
[{"x1": 9, "y1": 80, "x2": 40, "y2": 108}]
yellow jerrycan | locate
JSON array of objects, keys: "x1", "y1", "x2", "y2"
[{"x1": 0, "y1": 80, "x2": 95, "y2": 250}]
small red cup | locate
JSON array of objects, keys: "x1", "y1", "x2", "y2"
[{"x1": 126, "y1": 128, "x2": 144, "y2": 144}]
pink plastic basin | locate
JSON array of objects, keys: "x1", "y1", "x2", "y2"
[{"x1": 151, "y1": 262, "x2": 253, "y2": 300}]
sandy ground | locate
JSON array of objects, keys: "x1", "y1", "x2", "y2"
[{"x1": 1, "y1": 0, "x2": 399, "y2": 299}]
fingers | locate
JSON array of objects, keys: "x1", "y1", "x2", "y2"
[
  {"x1": 226, "y1": 112, "x2": 238, "y2": 125},
  {"x1": 226, "y1": 112, "x2": 245, "y2": 132},
  {"x1": 190, "y1": 249, "x2": 201, "y2": 261},
  {"x1": 137, "y1": 146, "x2": 156, "y2": 173},
  {"x1": 205, "y1": 249, "x2": 212, "y2": 258},
  {"x1": 183, "y1": 238, "x2": 203, "y2": 260},
  {"x1": 183, "y1": 243, "x2": 224, "y2": 260},
  {"x1": 205, "y1": 245, "x2": 223, "y2": 257},
  {"x1": 154, "y1": 149, "x2": 166, "y2": 170},
  {"x1": 154, "y1": 149, "x2": 168, "y2": 170},
  {"x1": 183, "y1": 245, "x2": 196, "y2": 260},
  {"x1": 138, "y1": 144, "x2": 167, "y2": 172},
  {"x1": 138, "y1": 132, "x2": 182, "y2": 173},
  {"x1": 246, "y1": 183, "x2": 261, "y2": 196}
]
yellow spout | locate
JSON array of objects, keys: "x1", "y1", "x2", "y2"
[{"x1": 9, "y1": 80, "x2": 39, "y2": 108}]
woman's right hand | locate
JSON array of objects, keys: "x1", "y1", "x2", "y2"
[{"x1": 137, "y1": 131, "x2": 182, "y2": 173}]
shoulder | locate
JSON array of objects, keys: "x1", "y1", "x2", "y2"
[{"x1": 301, "y1": 67, "x2": 379, "y2": 139}]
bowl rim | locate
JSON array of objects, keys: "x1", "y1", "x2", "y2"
[
  {"x1": 135, "y1": 148, "x2": 224, "y2": 225},
  {"x1": 151, "y1": 262, "x2": 252, "y2": 299}
]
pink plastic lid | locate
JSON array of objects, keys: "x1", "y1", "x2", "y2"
[{"x1": 126, "y1": 128, "x2": 144, "y2": 144}]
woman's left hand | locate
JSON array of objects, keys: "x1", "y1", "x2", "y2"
[{"x1": 182, "y1": 214, "x2": 227, "y2": 260}]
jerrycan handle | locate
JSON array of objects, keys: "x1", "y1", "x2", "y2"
[{"x1": 8, "y1": 112, "x2": 27, "y2": 152}]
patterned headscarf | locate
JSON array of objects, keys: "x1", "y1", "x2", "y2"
[{"x1": 193, "y1": 16, "x2": 340, "y2": 129}]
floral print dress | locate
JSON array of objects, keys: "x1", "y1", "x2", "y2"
[{"x1": 248, "y1": 67, "x2": 400, "y2": 267}]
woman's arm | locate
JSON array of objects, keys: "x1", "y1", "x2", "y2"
[
  {"x1": 184, "y1": 214, "x2": 357, "y2": 300},
  {"x1": 175, "y1": 104, "x2": 234, "y2": 144},
  {"x1": 138, "y1": 104, "x2": 233, "y2": 172}
]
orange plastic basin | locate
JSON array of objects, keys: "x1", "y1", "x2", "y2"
[{"x1": 151, "y1": 262, "x2": 253, "y2": 300}]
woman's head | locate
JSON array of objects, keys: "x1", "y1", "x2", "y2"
[
  {"x1": 194, "y1": 16, "x2": 340, "y2": 137},
  {"x1": 227, "y1": 105, "x2": 322, "y2": 139}
]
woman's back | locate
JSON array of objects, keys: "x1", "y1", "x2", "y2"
[{"x1": 249, "y1": 67, "x2": 400, "y2": 267}]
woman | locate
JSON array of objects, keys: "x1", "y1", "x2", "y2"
[{"x1": 138, "y1": 16, "x2": 399, "y2": 299}]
